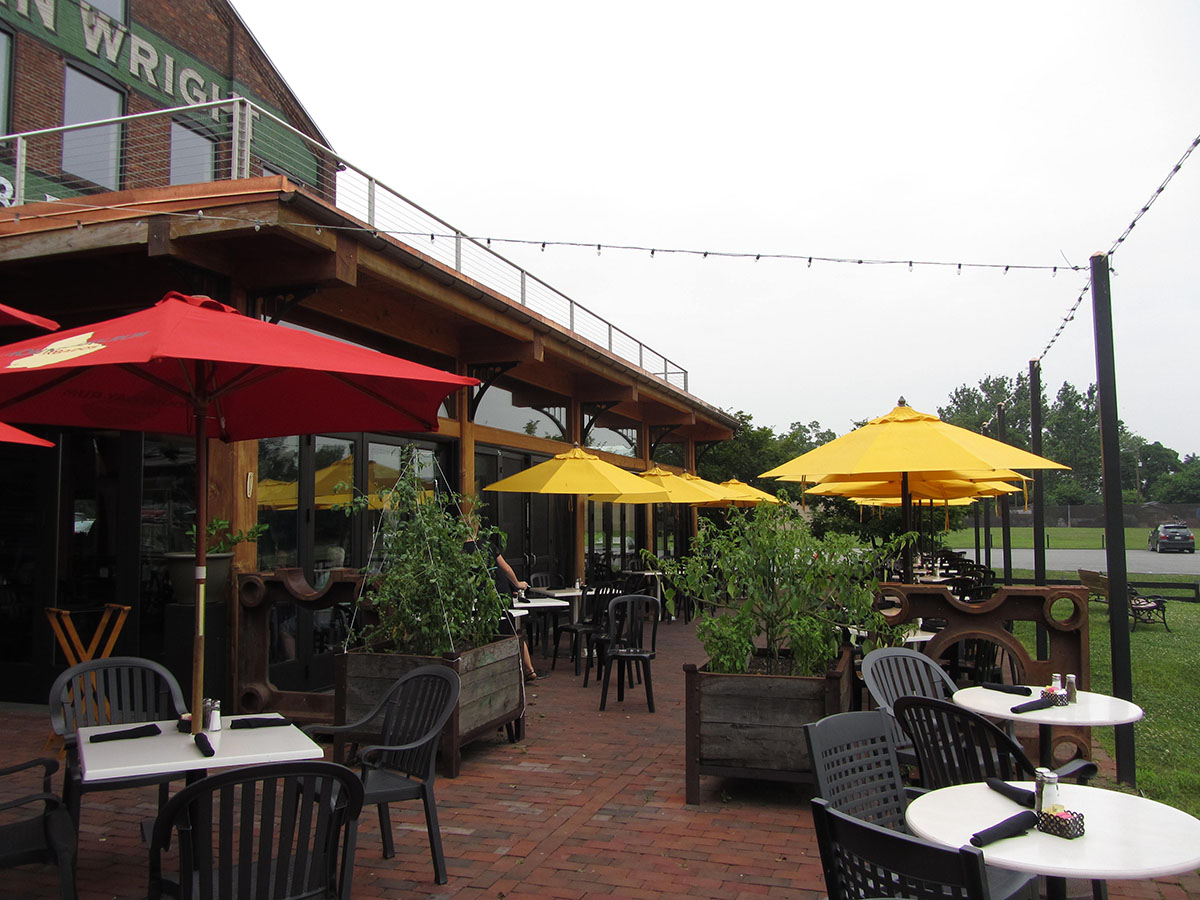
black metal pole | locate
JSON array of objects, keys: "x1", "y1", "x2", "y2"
[
  {"x1": 973, "y1": 503, "x2": 981, "y2": 563},
  {"x1": 982, "y1": 424, "x2": 993, "y2": 571},
  {"x1": 997, "y1": 402, "x2": 1013, "y2": 585},
  {"x1": 1030, "y1": 359, "x2": 1048, "y2": 661},
  {"x1": 1091, "y1": 251, "x2": 1135, "y2": 786},
  {"x1": 902, "y1": 472, "x2": 913, "y2": 583}
]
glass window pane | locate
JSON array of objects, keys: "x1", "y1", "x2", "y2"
[
  {"x1": 0, "y1": 31, "x2": 10, "y2": 133},
  {"x1": 62, "y1": 68, "x2": 122, "y2": 191},
  {"x1": 313, "y1": 436, "x2": 354, "y2": 581},
  {"x1": 88, "y1": 0, "x2": 125, "y2": 21},
  {"x1": 257, "y1": 436, "x2": 299, "y2": 569},
  {"x1": 170, "y1": 121, "x2": 214, "y2": 185}
]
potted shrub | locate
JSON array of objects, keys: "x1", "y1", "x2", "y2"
[
  {"x1": 164, "y1": 518, "x2": 268, "y2": 605},
  {"x1": 333, "y1": 450, "x2": 523, "y2": 777},
  {"x1": 654, "y1": 497, "x2": 912, "y2": 802}
]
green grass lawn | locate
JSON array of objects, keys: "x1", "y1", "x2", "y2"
[
  {"x1": 946, "y1": 526, "x2": 1156, "y2": 550},
  {"x1": 1008, "y1": 568, "x2": 1200, "y2": 817}
]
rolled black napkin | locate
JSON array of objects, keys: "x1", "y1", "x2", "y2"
[
  {"x1": 971, "y1": 810, "x2": 1039, "y2": 847},
  {"x1": 89, "y1": 723, "x2": 162, "y2": 743},
  {"x1": 986, "y1": 777, "x2": 1036, "y2": 808},
  {"x1": 194, "y1": 733, "x2": 216, "y2": 758},
  {"x1": 229, "y1": 717, "x2": 292, "y2": 729},
  {"x1": 983, "y1": 683, "x2": 1033, "y2": 696},
  {"x1": 1011, "y1": 696, "x2": 1058, "y2": 714}
]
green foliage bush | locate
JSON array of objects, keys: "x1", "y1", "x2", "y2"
[
  {"x1": 340, "y1": 449, "x2": 509, "y2": 657},
  {"x1": 655, "y1": 497, "x2": 913, "y2": 676}
]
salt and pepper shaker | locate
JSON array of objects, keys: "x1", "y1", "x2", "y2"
[
  {"x1": 1065, "y1": 673, "x2": 1078, "y2": 703},
  {"x1": 1041, "y1": 770, "x2": 1060, "y2": 811},
  {"x1": 1034, "y1": 767, "x2": 1052, "y2": 813},
  {"x1": 209, "y1": 699, "x2": 222, "y2": 731},
  {"x1": 1051, "y1": 673, "x2": 1062, "y2": 691}
]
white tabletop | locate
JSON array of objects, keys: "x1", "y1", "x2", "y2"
[
  {"x1": 907, "y1": 781, "x2": 1200, "y2": 880},
  {"x1": 512, "y1": 597, "x2": 570, "y2": 611},
  {"x1": 78, "y1": 714, "x2": 322, "y2": 783},
  {"x1": 531, "y1": 586, "x2": 582, "y2": 599},
  {"x1": 954, "y1": 687, "x2": 1145, "y2": 727}
]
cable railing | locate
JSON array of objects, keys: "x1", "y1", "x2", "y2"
[{"x1": 0, "y1": 97, "x2": 689, "y2": 392}]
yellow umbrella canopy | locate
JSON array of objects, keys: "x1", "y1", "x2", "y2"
[
  {"x1": 805, "y1": 477, "x2": 1021, "y2": 502},
  {"x1": 678, "y1": 471, "x2": 734, "y2": 501},
  {"x1": 696, "y1": 477, "x2": 782, "y2": 507},
  {"x1": 760, "y1": 400, "x2": 1068, "y2": 482},
  {"x1": 794, "y1": 467, "x2": 1032, "y2": 486},
  {"x1": 591, "y1": 465, "x2": 720, "y2": 504},
  {"x1": 483, "y1": 445, "x2": 668, "y2": 501}
]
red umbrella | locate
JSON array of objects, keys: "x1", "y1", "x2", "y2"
[
  {"x1": 0, "y1": 291, "x2": 477, "y2": 728},
  {"x1": 0, "y1": 301, "x2": 59, "y2": 332},
  {"x1": 0, "y1": 420, "x2": 52, "y2": 446}
]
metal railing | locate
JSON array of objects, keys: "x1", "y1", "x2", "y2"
[{"x1": 0, "y1": 97, "x2": 689, "y2": 392}]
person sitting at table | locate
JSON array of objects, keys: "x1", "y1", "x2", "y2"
[{"x1": 463, "y1": 516, "x2": 544, "y2": 682}]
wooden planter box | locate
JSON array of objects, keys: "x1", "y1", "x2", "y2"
[
  {"x1": 335, "y1": 635, "x2": 525, "y2": 778},
  {"x1": 682, "y1": 643, "x2": 855, "y2": 803}
]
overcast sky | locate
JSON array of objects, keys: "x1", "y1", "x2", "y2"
[{"x1": 232, "y1": 1, "x2": 1200, "y2": 457}]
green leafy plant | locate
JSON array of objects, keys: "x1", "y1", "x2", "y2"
[
  {"x1": 654, "y1": 496, "x2": 913, "y2": 675},
  {"x1": 338, "y1": 449, "x2": 508, "y2": 657},
  {"x1": 187, "y1": 518, "x2": 269, "y2": 553}
]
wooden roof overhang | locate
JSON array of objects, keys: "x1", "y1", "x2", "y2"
[{"x1": 0, "y1": 177, "x2": 736, "y2": 446}]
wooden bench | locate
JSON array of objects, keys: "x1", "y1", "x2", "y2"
[{"x1": 1078, "y1": 569, "x2": 1170, "y2": 632}]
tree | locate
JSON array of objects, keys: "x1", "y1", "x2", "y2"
[
  {"x1": 938, "y1": 373, "x2": 1033, "y2": 450},
  {"x1": 1150, "y1": 455, "x2": 1200, "y2": 503},
  {"x1": 1042, "y1": 382, "x2": 1101, "y2": 504}
]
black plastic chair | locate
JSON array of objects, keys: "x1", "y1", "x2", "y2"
[
  {"x1": 552, "y1": 581, "x2": 616, "y2": 678},
  {"x1": 805, "y1": 711, "x2": 1036, "y2": 900},
  {"x1": 598, "y1": 593, "x2": 659, "y2": 712},
  {"x1": 0, "y1": 757, "x2": 77, "y2": 900},
  {"x1": 892, "y1": 695, "x2": 1098, "y2": 787},
  {"x1": 811, "y1": 797, "x2": 991, "y2": 900},
  {"x1": 48, "y1": 656, "x2": 188, "y2": 830},
  {"x1": 305, "y1": 665, "x2": 460, "y2": 884},
  {"x1": 147, "y1": 760, "x2": 363, "y2": 900},
  {"x1": 860, "y1": 647, "x2": 956, "y2": 767}
]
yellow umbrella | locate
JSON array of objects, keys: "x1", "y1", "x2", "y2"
[
  {"x1": 795, "y1": 467, "x2": 1032, "y2": 486},
  {"x1": 678, "y1": 471, "x2": 734, "y2": 501},
  {"x1": 696, "y1": 477, "x2": 782, "y2": 507},
  {"x1": 760, "y1": 400, "x2": 1067, "y2": 481},
  {"x1": 483, "y1": 445, "x2": 668, "y2": 501},
  {"x1": 805, "y1": 477, "x2": 1020, "y2": 502},
  {"x1": 591, "y1": 465, "x2": 721, "y2": 504}
]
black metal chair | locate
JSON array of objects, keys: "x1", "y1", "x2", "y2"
[
  {"x1": 860, "y1": 647, "x2": 957, "y2": 767},
  {"x1": 805, "y1": 711, "x2": 1036, "y2": 900},
  {"x1": 147, "y1": 760, "x2": 363, "y2": 900},
  {"x1": 598, "y1": 593, "x2": 659, "y2": 712},
  {"x1": 304, "y1": 665, "x2": 460, "y2": 884},
  {"x1": 811, "y1": 797, "x2": 992, "y2": 900},
  {"x1": 892, "y1": 695, "x2": 1098, "y2": 787},
  {"x1": 0, "y1": 757, "x2": 77, "y2": 900},
  {"x1": 47, "y1": 656, "x2": 188, "y2": 830}
]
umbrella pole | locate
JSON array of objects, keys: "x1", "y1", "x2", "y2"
[
  {"x1": 191, "y1": 397, "x2": 207, "y2": 734},
  {"x1": 901, "y1": 473, "x2": 913, "y2": 583}
]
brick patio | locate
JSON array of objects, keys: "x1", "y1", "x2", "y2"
[{"x1": 3, "y1": 617, "x2": 1197, "y2": 899}]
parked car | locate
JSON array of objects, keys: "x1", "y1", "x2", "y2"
[{"x1": 1147, "y1": 523, "x2": 1195, "y2": 553}]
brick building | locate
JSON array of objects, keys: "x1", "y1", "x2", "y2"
[{"x1": 0, "y1": 0, "x2": 736, "y2": 705}]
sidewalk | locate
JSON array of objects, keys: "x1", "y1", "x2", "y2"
[{"x1": 2, "y1": 618, "x2": 1197, "y2": 899}]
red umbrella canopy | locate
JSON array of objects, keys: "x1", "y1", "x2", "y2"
[
  {"x1": 0, "y1": 301, "x2": 58, "y2": 332},
  {"x1": 0, "y1": 291, "x2": 476, "y2": 729},
  {"x1": 0, "y1": 292, "x2": 475, "y2": 439},
  {"x1": 0, "y1": 420, "x2": 52, "y2": 447}
]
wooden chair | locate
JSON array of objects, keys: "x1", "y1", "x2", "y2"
[
  {"x1": 305, "y1": 665, "x2": 460, "y2": 884},
  {"x1": 148, "y1": 761, "x2": 363, "y2": 900}
]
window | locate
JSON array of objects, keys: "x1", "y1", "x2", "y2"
[
  {"x1": 62, "y1": 67, "x2": 122, "y2": 191},
  {"x1": 170, "y1": 121, "x2": 215, "y2": 185},
  {"x1": 0, "y1": 30, "x2": 10, "y2": 134},
  {"x1": 88, "y1": 0, "x2": 126, "y2": 22}
]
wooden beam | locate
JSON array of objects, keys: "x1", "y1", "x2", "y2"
[{"x1": 460, "y1": 332, "x2": 543, "y2": 365}]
